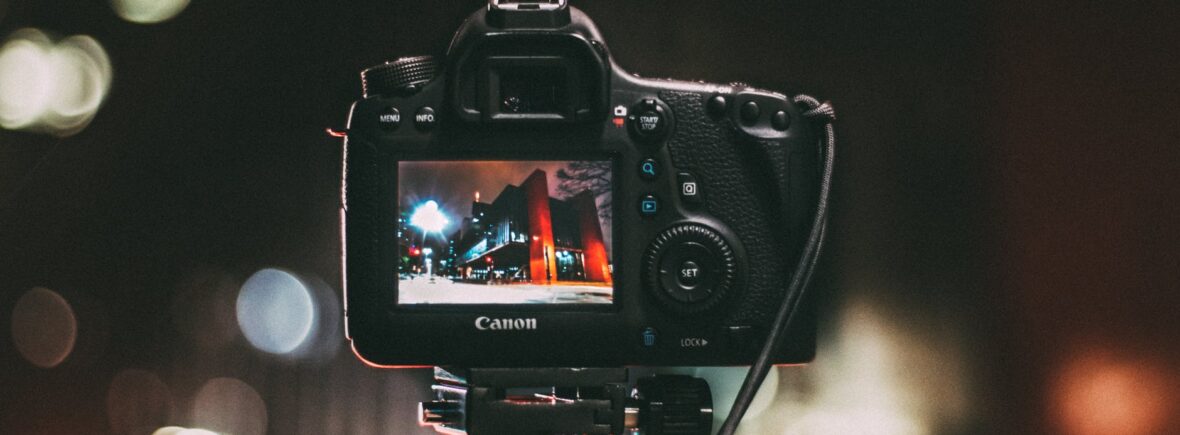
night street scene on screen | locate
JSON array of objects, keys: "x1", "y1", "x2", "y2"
[{"x1": 397, "y1": 160, "x2": 613, "y2": 304}]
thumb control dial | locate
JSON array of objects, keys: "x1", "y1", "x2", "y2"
[{"x1": 643, "y1": 224, "x2": 737, "y2": 313}]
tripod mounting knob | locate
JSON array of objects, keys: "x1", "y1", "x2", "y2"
[{"x1": 633, "y1": 375, "x2": 714, "y2": 435}]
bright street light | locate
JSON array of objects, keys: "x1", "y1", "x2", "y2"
[{"x1": 409, "y1": 200, "x2": 449, "y2": 234}]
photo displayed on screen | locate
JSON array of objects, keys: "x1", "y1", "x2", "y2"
[{"x1": 397, "y1": 160, "x2": 613, "y2": 304}]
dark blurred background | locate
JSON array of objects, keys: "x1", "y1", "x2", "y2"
[{"x1": 1, "y1": 0, "x2": 1177, "y2": 434}]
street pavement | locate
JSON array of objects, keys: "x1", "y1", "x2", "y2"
[{"x1": 398, "y1": 277, "x2": 612, "y2": 304}]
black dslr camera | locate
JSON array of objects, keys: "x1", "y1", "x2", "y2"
[{"x1": 342, "y1": 0, "x2": 828, "y2": 369}]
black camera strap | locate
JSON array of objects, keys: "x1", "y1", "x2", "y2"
[{"x1": 717, "y1": 94, "x2": 836, "y2": 435}]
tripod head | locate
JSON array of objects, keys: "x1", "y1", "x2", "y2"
[{"x1": 419, "y1": 367, "x2": 713, "y2": 435}]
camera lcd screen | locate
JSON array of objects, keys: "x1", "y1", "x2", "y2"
[{"x1": 397, "y1": 160, "x2": 613, "y2": 305}]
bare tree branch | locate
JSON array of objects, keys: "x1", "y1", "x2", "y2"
[{"x1": 556, "y1": 161, "x2": 613, "y2": 222}]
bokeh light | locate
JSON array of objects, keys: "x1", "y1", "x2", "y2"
[
  {"x1": 10, "y1": 286, "x2": 77, "y2": 368},
  {"x1": 293, "y1": 273, "x2": 344, "y2": 363},
  {"x1": 111, "y1": 0, "x2": 191, "y2": 24},
  {"x1": 236, "y1": 268, "x2": 315, "y2": 355},
  {"x1": 0, "y1": 31, "x2": 54, "y2": 129},
  {"x1": 153, "y1": 427, "x2": 220, "y2": 435},
  {"x1": 787, "y1": 408, "x2": 925, "y2": 435},
  {"x1": 45, "y1": 35, "x2": 112, "y2": 129},
  {"x1": 107, "y1": 369, "x2": 172, "y2": 435},
  {"x1": 176, "y1": 429, "x2": 218, "y2": 435},
  {"x1": 171, "y1": 267, "x2": 240, "y2": 351},
  {"x1": 741, "y1": 294, "x2": 974, "y2": 435},
  {"x1": 1051, "y1": 349, "x2": 1172, "y2": 435},
  {"x1": 693, "y1": 366, "x2": 779, "y2": 430},
  {"x1": 410, "y1": 200, "x2": 449, "y2": 234},
  {"x1": 0, "y1": 29, "x2": 112, "y2": 136},
  {"x1": 191, "y1": 377, "x2": 267, "y2": 435}
]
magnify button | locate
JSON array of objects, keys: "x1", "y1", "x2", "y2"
[{"x1": 639, "y1": 159, "x2": 659, "y2": 180}]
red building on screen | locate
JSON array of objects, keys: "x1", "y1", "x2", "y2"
[{"x1": 447, "y1": 169, "x2": 611, "y2": 285}]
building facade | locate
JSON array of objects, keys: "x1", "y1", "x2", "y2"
[{"x1": 447, "y1": 169, "x2": 611, "y2": 285}]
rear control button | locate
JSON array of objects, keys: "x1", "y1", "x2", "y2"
[
  {"x1": 378, "y1": 106, "x2": 401, "y2": 130},
  {"x1": 639, "y1": 159, "x2": 659, "y2": 180},
  {"x1": 639, "y1": 194, "x2": 660, "y2": 217},
  {"x1": 658, "y1": 242, "x2": 718, "y2": 303},
  {"x1": 723, "y1": 325, "x2": 754, "y2": 352},
  {"x1": 740, "y1": 101, "x2": 761, "y2": 125},
  {"x1": 772, "y1": 110, "x2": 790, "y2": 130},
  {"x1": 414, "y1": 106, "x2": 436, "y2": 131},
  {"x1": 642, "y1": 327, "x2": 658, "y2": 347},
  {"x1": 678, "y1": 260, "x2": 702, "y2": 287},
  {"x1": 629, "y1": 99, "x2": 669, "y2": 143},
  {"x1": 706, "y1": 95, "x2": 728, "y2": 118},
  {"x1": 677, "y1": 172, "x2": 702, "y2": 205}
]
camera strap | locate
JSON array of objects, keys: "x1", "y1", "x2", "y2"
[{"x1": 717, "y1": 94, "x2": 836, "y2": 435}]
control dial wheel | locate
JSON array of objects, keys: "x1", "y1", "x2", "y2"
[
  {"x1": 361, "y1": 55, "x2": 440, "y2": 97},
  {"x1": 643, "y1": 224, "x2": 737, "y2": 313}
]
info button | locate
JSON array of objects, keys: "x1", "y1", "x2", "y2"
[{"x1": 414, "y1": 106, "x2": 436, "y2": 131}]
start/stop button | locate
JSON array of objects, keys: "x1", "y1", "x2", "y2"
[{"x1": 628, "y1": 98, "x2": 671, "y2": 144}]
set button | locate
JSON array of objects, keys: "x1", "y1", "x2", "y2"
[{"x1": 677, "y1": 260, "x2": 702, "y2": 287}]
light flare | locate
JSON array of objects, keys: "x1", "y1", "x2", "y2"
[
  {"x1": 410, "y1": 200, "x2": 449, "y2": 234},
  {"x1": 192, "y1": 377, "x2": 267, "y2": 435},
  {"x1": 111, "y1": 0, "x2": 191, "y2": 24},
  {"x1": 10, "y1": 286, "x2": 77, "y2": 368},
  {"x1": 0, "y1": 29, "x2": 112, "y2": 136},
  {"x1": 236, "y1": 268, "x2": 316, "y2": 355}
]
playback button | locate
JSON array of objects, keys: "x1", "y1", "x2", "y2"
[{"x1": 639, "y1": 194, "x2": 660, "y2": 217}]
